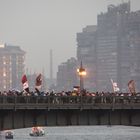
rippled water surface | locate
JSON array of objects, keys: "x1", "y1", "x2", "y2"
[{"x1": 1, "y1": 125, "x2": 140, "y2": 140}]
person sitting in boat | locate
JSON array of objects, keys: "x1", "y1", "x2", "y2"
[
  {"x1": 5, "y1": 130, "x2": 14, "y2": 139},
  {"x1": 30, "y1": 127, "x2": 45, "y2": 136}
]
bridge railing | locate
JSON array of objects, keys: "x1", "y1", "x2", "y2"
[{"x1": 0, "y1": 95, "x2": 140, "y2": 106}]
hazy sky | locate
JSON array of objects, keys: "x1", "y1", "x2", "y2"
[{"x1": 0, "y1": 0, "x2": 140, "y2": 78}]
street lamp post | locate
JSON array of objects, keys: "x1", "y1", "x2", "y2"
[{"x1": 77, "y1": 61, "x2": 86, "y2": 94}]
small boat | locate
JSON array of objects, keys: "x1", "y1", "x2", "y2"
[
  {"x1": 5, "y1": 130, "x2": 14, "y2": 139},
  {"x1": 29, "y1": 127, "x2": 45, "y2": 136}
]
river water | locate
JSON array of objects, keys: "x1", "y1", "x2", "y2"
[{"x1": 1, "y1": 125, "x2": 140, "y2": 140}]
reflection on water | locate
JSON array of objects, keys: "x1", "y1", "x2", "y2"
[{"x1": 1, "y1": 125, "x2": 140, "y2": 140}]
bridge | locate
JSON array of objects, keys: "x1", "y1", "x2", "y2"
[{"x1": 0, "y1": 95, "x2": 140, "y2": 130}]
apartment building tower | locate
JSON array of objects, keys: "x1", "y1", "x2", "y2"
[{"x1": 0, "y1": 44, "x2": 25, "y2": 91}]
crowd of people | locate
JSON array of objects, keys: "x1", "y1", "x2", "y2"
[
  {"x1": 0, "y1": 89, "x2": 140, "y2": 96},
  {"x1": 1, "y1": 89, "x2": 81, "y2": 96},
  {"x1": 0, "y1": 88, "x2": 139, "y2": 97},
  {"x1": 0, "y1": 89, "x2": 139, "y2": 104}
]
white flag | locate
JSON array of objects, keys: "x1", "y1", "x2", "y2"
[
  {"x1": 35, "y1": 73, "x2": 42, "y2": 92},
  {"x1": 111, "y1": 79, "x2": 120, "y2": 92}
]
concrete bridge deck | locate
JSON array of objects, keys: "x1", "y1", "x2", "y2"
[{"x1": 0, "y1": 96, "x2": 140, "y2": 130}]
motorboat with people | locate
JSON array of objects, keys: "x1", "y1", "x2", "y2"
[
  {"x1": 5, "y1": 130, "x2": 14, "y2": 139},
  {"x1": 29, "y1": 126, "x2": 45, "y2": 136}
]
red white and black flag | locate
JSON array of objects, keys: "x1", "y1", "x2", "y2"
[
  {"x1": 35, "y1": 73, "x2": 42, "y2": 92},
  {"x1": 128, "y1": 80, "x2": 136, "y2": 94},
  {"x1": 21, "y1": 74, "x2": 29, "y2": 93}
]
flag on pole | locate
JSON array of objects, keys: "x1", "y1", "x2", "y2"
[
  {"x1": 35, "y1": 73, "x2": 42, "y2": 92},
  {"x1": 111, "y1": 79, "x2": 120, "y2": 92},
  {"x1": 128, "y1": 80, "x2": 136, "y2": 94},
  {"x1": 21, "y1": 74, "x2": 29, "y2": 93}
]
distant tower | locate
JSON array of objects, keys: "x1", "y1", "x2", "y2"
[{"x1": 50, "y1": 49, "x2": 53, "y2": 85}]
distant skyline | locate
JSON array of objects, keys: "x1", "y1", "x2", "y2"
[{"x1": 0, "y1": 0, "x2": 140, "y2": 78}]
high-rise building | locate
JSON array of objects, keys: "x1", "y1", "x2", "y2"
[
  {"x1": 77, "y1": 25, "x2": 97, "y2": 91},
  {"x1": 0, "y1": 44, "x2": 25, "y2": 91},
  {"x1": 57, "y1": 2, "x2": 140, "y2": 92},
  {"x1": 96, "y1": 2, "x2": 131, "y2": 91},
  {"x1": 128, "y1": 11, "x2": 140, "y2": 91},
  {"x1": 57, "y1": 57, "x2": 78, "y2": 91},
  {"x1": 96, "y1": 1, "x2": 140, "y2": 92},
  {"x1": 76, "y1": 2, "x2": 140, "y2": 92}
]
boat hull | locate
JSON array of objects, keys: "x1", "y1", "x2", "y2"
[
  {"x1": 5, "y1": 135, "x2": 13, "y2": 139},
  {"x1": 29, "y1": 133, "x2": 45, "y2": 137}
]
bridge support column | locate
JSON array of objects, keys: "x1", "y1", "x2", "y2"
[
  {"x1": 23, "y1": 110, "x2": 26, "y2": 128},
  {"x1": 97, "y1": 111, "x2": 101, "y2": 125},
  {"x1": 87, "y1": 110, "x2": 90, "y2": 125},
  {"x1": 0, "y1": 112, "x2": 4, "y2": 130},
  {"x1": 44, "y1": 110, "x2": 48, "y2": 126},
  {"x1": 12, "y1": 111, "x2": 15, "y2": 129},
  {"x1": 77, "y1": 111, "x2": 80, "y2": 125},
  {"x1": 108, "y1": 110, "x2": 111, "y2": 125},
  {"x1": 119, "y1": 110, "x2": 122, "y2": 125},
  {"x1": 65, "y1": 111, "x2": 72, "y2": 126},
  {"x1": 128, "y1": 110, "x2": 132, "y2": 126},
  {"x1": 32, "y1": 111, "x2": 38, "y2": 126},
  {"x1": 56, "y1": 110, "x2": 58, "y2": 126}
]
